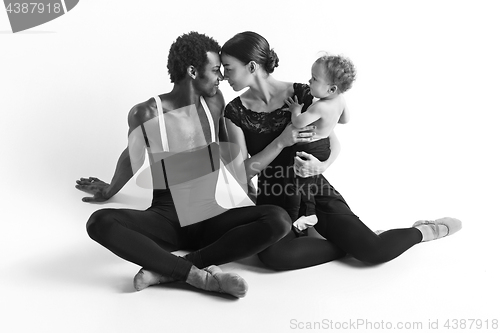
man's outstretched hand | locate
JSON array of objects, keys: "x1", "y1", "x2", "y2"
[{"x1": 75, "y1": 177, "x2": 111, "y2": 202}]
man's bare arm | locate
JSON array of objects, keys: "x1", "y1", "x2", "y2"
[
  {"x1": 76, "y1": 104, "x2": 147, "y2": 202},
  {"x1": 104, "y1": 147, "x2": 136, "y2": 198}
]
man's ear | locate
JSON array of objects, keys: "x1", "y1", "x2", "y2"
[
  {"x1": 329, "y1": 85, "x2": 338, "y2": 94},
  {"x1": 187, "y1": 65, "x2": 197, "y2": 79}
]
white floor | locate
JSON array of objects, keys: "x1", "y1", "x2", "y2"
[
  {"x1": 3, "y1": 180, "x2": 498, "y2": 333},
  {"x1": 2, "y1": 1, "x2": 500, "y2": 332}
]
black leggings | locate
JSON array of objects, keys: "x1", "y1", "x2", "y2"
[
  {"x1": 86, "y1": 202, "x2": 290, "y2": 281},
  {"x1": 283, "y1": 138, "x2": 331, "y2": 221},
  {"x1": 258, "y1": 175, "x2": 423, "y2": 270}
]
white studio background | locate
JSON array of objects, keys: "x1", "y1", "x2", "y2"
[{"x1": 1, "y1": 1, "x2": 499, "y2": 333}]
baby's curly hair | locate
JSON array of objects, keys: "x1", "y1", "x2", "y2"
[
  {"x1": 167, "y1": 32, "x2": 221, "y2": 83},
  {"x1": 315, "y1": 55, "x2": 356, "y2": 93}
]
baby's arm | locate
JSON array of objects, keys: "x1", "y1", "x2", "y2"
[{"x1": 285, "y1": 96, "x2": 322, "y2": 128}]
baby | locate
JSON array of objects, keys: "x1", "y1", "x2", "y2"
[{"x1": 284, "y1": 54, "x2": 356, "y2": 235}]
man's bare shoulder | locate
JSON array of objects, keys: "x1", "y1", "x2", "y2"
[
  {"x1": 204, "y1": 89, "x2": 225, "y2": 115},
  {"x1": 127, "y1": 98, "x2": 157, "y2": 129}
]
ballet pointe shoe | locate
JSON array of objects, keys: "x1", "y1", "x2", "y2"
[{"x1": 413, "y1": 217, "x2": 462, "y2": 242}]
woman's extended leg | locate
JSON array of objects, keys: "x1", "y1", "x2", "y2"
[
  {"x1": 258, "y1": 175, "x2": 422, "y2": 270},
  {"x1": 258, "y1": 231, "x2": 347, "y2": 270},
  {"x1": 313, "y1": 176, "x2": 427, "y2": 264},
  {"x1": 314, "y1": 209, "x2": 422, "y2": 264},
  {"x1": 258, "y1": 187, "x2": 421, "y2": 269}
]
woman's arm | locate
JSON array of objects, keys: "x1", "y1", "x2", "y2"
[
  {"x1": 225, "y1": 119, "x2": 282, "y2": 180},
  {"x1": 322, "y1": 131, "x2": 341, "y2": 171},
  {"x1": 294, "y1": 131, "x2": 340, "y2": 177},
  {"x1": 219, "y1": 115, "x2": 255, "y2": 197},
  {"x1": 225, "y1": 119, "x2": 315, "y2": 181}
]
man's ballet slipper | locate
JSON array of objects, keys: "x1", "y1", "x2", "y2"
[{"x1": 203, "y1": 265, "x2": 248, "y2": 298}]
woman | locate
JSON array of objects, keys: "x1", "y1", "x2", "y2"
[{"x1": 221, "y1": 31, "x2": 462, "y2": 270}]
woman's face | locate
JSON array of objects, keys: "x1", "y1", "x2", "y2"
[
  {"x1": 308, "y1": 62, "x2": 333, "y2": 99},
  {"x1": 221, "y1": 53, "x2": 252, "y2": 91}
]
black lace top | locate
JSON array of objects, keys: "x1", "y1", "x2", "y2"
[
  {"x1": 224, "y1": 83, "x2": 313, "y2": 206},
  {"x1": 224, "y1": 83, "x2": 313, "y2": 155}
]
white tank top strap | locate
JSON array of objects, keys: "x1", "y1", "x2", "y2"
[
  {"x1": 200, "y1": 96, "x2": 216, "y2": 142},
  {"x1": 154, "y1": 95, "x2": 169, "y2": 152}
]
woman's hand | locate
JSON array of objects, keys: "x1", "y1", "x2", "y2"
[
  {"x1": 293, "y1": 151, "x2": 327, "y2": 178},
  {"x1": 277, "y1": 123, "x2": 316, "y2": 149},
  {"x1": 75, "y1": 177, "x2": 111, "y2": 202}
]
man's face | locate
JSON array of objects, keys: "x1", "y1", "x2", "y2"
[{"x1": 194, "y1": 51, "x2": 223, "y2": 97}]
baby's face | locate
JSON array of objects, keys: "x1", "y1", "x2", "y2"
[{"x1": 308, "y1": 62, "x2": 332, "y2": 98}]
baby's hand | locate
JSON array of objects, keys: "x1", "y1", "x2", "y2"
[{"x1": 285, "y1": 96, "x2": 304, "y2": 113}]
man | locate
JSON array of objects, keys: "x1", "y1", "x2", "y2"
[{"x1": 76, "y1": 32, "x2": 290, "y2": 298}]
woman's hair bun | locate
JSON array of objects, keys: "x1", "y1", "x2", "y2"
[{"x1": 265, "y1": 49, "x2": 279, "y2": 73}]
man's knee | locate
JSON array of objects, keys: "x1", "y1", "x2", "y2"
[
  {"x1": 262, "y1": 205, "x2": 291, "y2": 239},
  {"x1": 86, "y1": 209, "x2": 115, "y2": 242}
]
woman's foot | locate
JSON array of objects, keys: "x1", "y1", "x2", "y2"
[
  {"x1": 186, "y1": 265, "x2": 248, "y2": 298},
  {"x1": 133, "y1": 268, "x2": 175, "y2": 291},
  {"x1": 413, "y1": 217, "x2": 462, "y2": 242}
]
